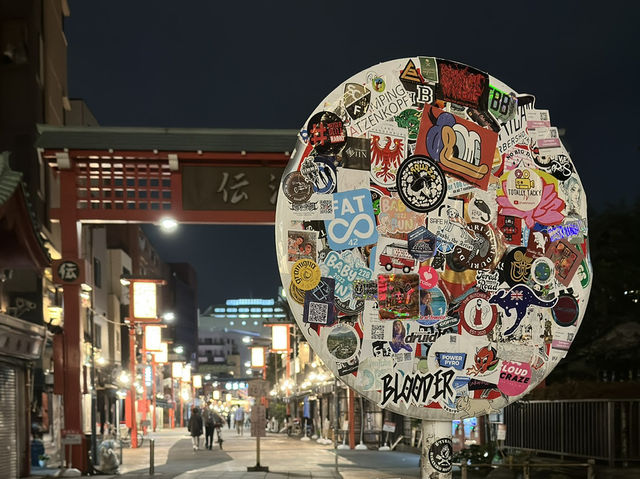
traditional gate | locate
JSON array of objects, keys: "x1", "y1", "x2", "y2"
[{"x1": 37, "y1": 125, "x2": 295, "y2": 470}]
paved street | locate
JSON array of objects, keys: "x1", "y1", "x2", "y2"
[{"x1": 28, "y1": 426, "x2": 640, "y2": 479}]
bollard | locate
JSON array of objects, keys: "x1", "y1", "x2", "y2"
[
  {"x1": 587, "y1": 459, "x2": 595, "y2": 479},
  {"x1": 149, "y1": 438, "x2": 155, "y2": 475},
  {"x1": 461, "y1": 463, "x2": 468, "y2": 479},
  {"x1": 119, "y1": 440, "x2": 123, "y2": 465},
  {"x1": 523, "y1": 460, "x2": 530, "y2": 479}
]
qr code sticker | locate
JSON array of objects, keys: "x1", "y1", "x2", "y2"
[
  {"x1": 319, "y1": 199, "x2": 333, "y2": 214},
  {"x1": 371, "y1": 324, "x2": 384, "y2": 340},
  {"x1": 307, "y1": 302, "x2": 328, "y2": 324}
]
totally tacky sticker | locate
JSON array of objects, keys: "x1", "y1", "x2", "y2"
[{"x1": 396, "y1": 155, "x2": 447, "y2": 213}]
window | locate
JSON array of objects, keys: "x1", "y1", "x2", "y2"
[
  {"x1": 94, "y1": 324, "x2": 102, "y2": 349},
  {"x1": 93, "y1": 258, "x2": 102, "y2": 288}
]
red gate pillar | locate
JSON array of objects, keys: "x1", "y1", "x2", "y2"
[{"x1": 59, "y1": 170, "x2": 87, "y2": 471}]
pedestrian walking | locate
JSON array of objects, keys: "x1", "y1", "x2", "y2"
[
  {"x1": 234, "y1": 407, "x2": 245, "y2": 435},
  {"x1": 226, "y1": 412, "x2": 231, "y2": 430},
  {"x1": 203, "y1": 404, "x2": 225, "y2": 450},
  {"x1": 188, "y1": 407, "x2": 203, "y2": 451}
]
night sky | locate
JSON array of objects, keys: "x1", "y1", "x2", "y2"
[{"x1": 65, "y1": 1, "x2": 639, "y2": 308}]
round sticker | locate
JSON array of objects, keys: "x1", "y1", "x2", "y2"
[
  {"x1": 291, "y1": 259, "x2": 321, "y2": 291},
  {"x1": 428, "y1": 438, "x2": 453, "y2": 473},
  {"x1": 396, "y1": 155, "x2": 447, "y2": 213},
  {"x1": 460, "y1": 292, "x2": 497, "y2": 336},
  {"x1": 283, "y1": 171, "x2": 313, "y2": 204},
  {"x1": 552, "y1": 294, "x2": 579, "y2": 327},
  {"x1": 289, "y1": 281, "x2": 306, "y2": 305},
  {"x1": 531, "y1": 257, "x2": 555, "y2": 285},
  {"x1": 335, "y1": 297, "x2": 365, "y2": 315},
  {"x1": 499, "y1": 247, "x2": 533, "y2": 286},
  {"x1": 306, "y1": 111, "x2": 346, "y2": 154},
  {"x1": 504, "y1": 168, "x2": 543, "y2": 211},
  {"x1": 498, "y1": 361, "x2": 532, "y2": 397},
  {"x1": 452, "y1": 223, "x2": 497, "y2": 270},
  {"x1": 326, "y1": 324, "x2": 359, "y2": 361}
]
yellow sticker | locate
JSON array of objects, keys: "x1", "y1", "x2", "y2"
[
  {"x1": 289, "y1": 281, "x2": 306, "y2": 305},
  {"x1": 291, "y1": 259, "x2": 321, "y2": 291}
]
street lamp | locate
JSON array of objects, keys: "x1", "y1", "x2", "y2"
[{"x1": 159, "y1": 217, "x2": 178, "y2": 233}]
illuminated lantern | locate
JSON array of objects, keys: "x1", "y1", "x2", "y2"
[
  {"x1": 271, "y1": 324, "x2": 289, "y2": 351},
  {"x1": 144, "y1": 325, "x2": 162, "y2": 352},
  {"x1": 132, "y1": 281, "x2": 157, "y2": 319}
]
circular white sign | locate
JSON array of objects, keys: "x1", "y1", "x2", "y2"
[{"x1": 275, "y1": 57, "x2": 592, "y2": 419}]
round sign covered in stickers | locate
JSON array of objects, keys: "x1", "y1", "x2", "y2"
[{"x1": 275, "y1": 57, "x2": 593, "y2": 420}]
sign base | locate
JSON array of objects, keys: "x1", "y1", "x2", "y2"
[{"x1": 247, "y1": 465, "x2": 269, "y2": 472}]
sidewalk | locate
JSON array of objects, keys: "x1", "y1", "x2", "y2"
[{"x1": 26, "y1": 426, "x2": 640, "y2": 479}]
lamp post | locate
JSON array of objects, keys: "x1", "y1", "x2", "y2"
[
  {"x1": 122, "y1": 277, "x2": 165, "y2": 448},
  {"x1": 171, "y1": 362, "x2": 183, "y2": 428}
]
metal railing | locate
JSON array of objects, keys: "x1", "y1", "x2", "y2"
[
  {"x1": 457, "y1": 460, "x2": 595, "y2": 479},
  {"x1": 504, "y1": 399, "x2": 640, "y2": 466}
]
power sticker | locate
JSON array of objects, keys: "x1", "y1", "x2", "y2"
[{"x1": 291, "y1": 259, "x2": 321, "y2": 291}]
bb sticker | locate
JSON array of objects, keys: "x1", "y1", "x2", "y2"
[
  {"x1": 291, "y1": 259, "x2": 321, "y2": 291},
  {"x1": 498, "y1": 361, "x2": 531, "y2": 396},
  {"x1": 306, "y1": 111, "x2": 346, "y2": 154},
  {"x1": 459, "y1": 291, "x2": 497, "y2": 336},
  {"x1": 283, "y1": 171, "x2": 313, "y2": 204},
  {"x1": 428, "y1": 437, "x2": 453, "y2": 473},
  {"x1": 396, "y1": 155, "x2": 447, "y2": 213},
  {"x1": 452, "y1": 223, "x2": 498, "y2": 270},
  {"x1": 325, "y1": 189, "x2": 378, "y2": 251}
]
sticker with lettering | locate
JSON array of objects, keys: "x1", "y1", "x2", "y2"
[
  {"x1": 379, "y1": 369, "x2": 455, "y2": 408},
  {"x1": 325, "y1": 189, "x2": 378, "y2": 251},
  {"x1": 409, "y1": 227, "x2": 438, "y2": 261},
  {"x1": 283, "y1": 171, "x2": 313, "y2": 204},
  {"x1": 436, "y1": 59, "x2": 489, "y2": 110},
  {"x1": 498, "y1": 361, "x2": 531, "y2": 396},
  {"x1": 428, "y1": 437, "x2": 453, "y2": 473},
  {"x1": 419, "y1": 286, "x2": 447, "y2": 325},
  {"x1": 452, "y1": 223, "x2": 498, "y2": 270},
  {"x1": 343, "y1": 83, "x2": 371, "y2": 120},
  {"x1": 377, "y1": 196, "x2": 425, "y2": 236},
  {"x1": 339, "y1": 137, "x2": 371, "y2": 171},
  {"x1": 291, "y1": 259, "x2": 322, "y2": 291},
  {"x1": 306, "y1": 111, "x2": 347, "y2": 154},
  {"x1": 396, "y1": 155, "x2": 447, "y2": 213},
  {"x1": 459, "y1": 291, "x2": 498, "y2": 336},
  {"x1": 320, "y1": 250, "x2": 374, "y2": 303}
]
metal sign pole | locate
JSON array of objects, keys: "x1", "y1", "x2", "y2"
[{"x1": 421, "y1": 419, "x2": 453, "y2": 479}]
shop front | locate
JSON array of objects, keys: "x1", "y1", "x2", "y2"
[{"x1": 0, "y1": 313, "x2": 47, "y2": 477}]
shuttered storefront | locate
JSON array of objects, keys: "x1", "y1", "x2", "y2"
[{"x1": 0, "y1": 363, "x2": 18, "y2": 478}]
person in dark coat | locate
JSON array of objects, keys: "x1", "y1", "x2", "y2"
[{"x1": 188, "y1": 407, "x2": 204, "y2": 451}]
